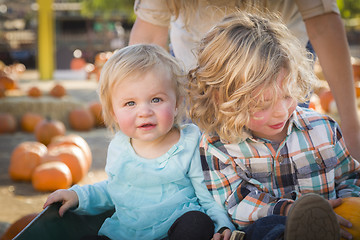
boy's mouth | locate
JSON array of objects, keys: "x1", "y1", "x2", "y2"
[{"x1": 269, "y1": 121, "x2": 285, "y2": 129}]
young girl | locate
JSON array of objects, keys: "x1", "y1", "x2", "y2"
[
  {"x1": 188, "y1": 11, "x2": 360, "y2": 240},
  {"x1": 43, "y1": 44, "x2": 235, "y2": 240}
]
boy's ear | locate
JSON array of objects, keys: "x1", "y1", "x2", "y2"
[{"x1": 214, "y1": 90, "x2": 219, "y2": 104}]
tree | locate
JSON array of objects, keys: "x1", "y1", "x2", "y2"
[
  {"x1": 80, "y1": 0, "x2": 135, "y2": 21},
  {"x1": 337, "y1": 0, "x2": 360, "y2": 19}
]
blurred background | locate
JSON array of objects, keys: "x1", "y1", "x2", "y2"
[
  {"x1": 0, "y1": 0, "x2": 135, "y2": 75},
  {"x1": 0, "y1": 0, "x2": 358, "y2": 75}
]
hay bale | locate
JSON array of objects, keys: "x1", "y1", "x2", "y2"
[{"x1": 0, "y1": 96, "x2": 84, "y2": 127}]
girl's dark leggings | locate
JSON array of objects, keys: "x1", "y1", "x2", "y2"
[{"x1": 81, "y1": 210, "x2": 215, "y2": 240}]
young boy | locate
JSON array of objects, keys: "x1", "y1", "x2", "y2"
[{"x1": 188, "y1": 11, "x2": 360, "y2": 240}]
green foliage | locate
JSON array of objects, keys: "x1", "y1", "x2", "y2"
[
  {"x1": 337, "y1": 0, "x2": 360, "y2": 19},
  {"x1": 80, "y1": 0, "x2": 135, "y2": 20}
]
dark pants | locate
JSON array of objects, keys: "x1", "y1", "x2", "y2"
[
  {"x1": 168, "y1": 211, "x2": 214, "y2": 240},
  {"x1": 81, "y1": 211, "x2": 214, "y2": 240},
  {"x1": 243, "y1": 215, "x2": 286, "y2": 240}
]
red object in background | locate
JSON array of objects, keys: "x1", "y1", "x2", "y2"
[{"x1": 70, "y1": 58, "x2": 86, "y2": 70}]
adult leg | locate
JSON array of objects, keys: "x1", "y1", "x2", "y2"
[{"x1": 168, "y1": 211, "x2": 214, "y2": 240}]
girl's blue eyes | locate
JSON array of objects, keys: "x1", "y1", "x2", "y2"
[
  {"x1": 125, "y1": 101, "x2": 135, "y2": 106},
  {"x1": 124, "y1": 98, "x2": 162, "y2": 106},
  {"x1": 151, "y1": 98, "x2": 161, "y2": 103}
]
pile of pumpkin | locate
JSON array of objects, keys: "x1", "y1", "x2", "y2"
[
  {"x1": 5, "y1": 108, "x2": 100, "y2": 191},
  {"x1": 8, "y1": 133, "x2": 92, "y2": 192},
  {"x1": 0, "y1": 99, "x2": 104, "y2": 134}
]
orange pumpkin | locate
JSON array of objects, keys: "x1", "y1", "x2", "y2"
[
  {"x1": 334, "y1": 197, "x2": 360, "y2": 240},
  {"x1": 1, "y1": 213, "x2": 38, "y2": 240},
  {"x1": 48, "y1": 134, "x2": 92, "y2": 171},
  {"x1": 41, "y1": 145, "x2": 87, "y2": 184},
  {"x1": 8, "y1": 141, "x2": 48, "y2": 181},
  {"x1": 34, "y1": 117, "x2": 66, "y2": 145},
  {"x1": 69, "y1": 108, "x2": 95, "y2": 131},
  {"x1": 49, "y1": 83, "x2": 66, "y2": 98},
  {"x1": 88, "y1": 101, "x2": 105, "y2": 127},
  {"x1": 32, "y1": 161, "x2": 72, "y2": 192},
  {"x1": 318, "y1": 90, "x2": 334, "y2": 113},
  {"x1": 70, "y1": 57, "x2": 86, "y2": 70},
  {"x1": 0, "y1": 85, "x2": 5, "y2": 98},
  {"x1": 0, "y1": 112, "x2": 17, "y2": 134},
  {"x1": 27, "y1": 86, "x2": 42, "y2": 98},
  {"x1": 21, "y1": 112, "x2": 44, "y2": 133},
  {"x1": 0, "y1": 75, "x2": 17, "y2": 90}
]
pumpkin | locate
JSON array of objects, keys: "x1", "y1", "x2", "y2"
[
  {"x1": 49, "y1": 83, "x2": 66, "y2": 98},
  {"x1": 34, "y1": 117, "x2": 66, "y2": 145},
  {"x1": 318, "y1": 90, "x2": 334, "y2": 113},
  {"x1": 0, "y1": 112, "x2": 17, "y2": 134},
  {"x1": 70, "y1": 57, "x2": 86, "y2": 70},
  {"x1": 88, "y1": 101, "x2": 105, "y2": 127},
  {"x1": 32, "y1": 161, "x2": 72, "y2": 192},
  {"x1": 41, "y1": 145, "x2": 87, "y2": 184},
  {"x1": 69, "y1": 108, "x2": 95, "y2": 131},
  {"x1": 0, "y1": 213, "x2": 38, "y2": 240},
  {"x1": 8, "y1": 141, "x2": 48, "y2": 181},
  {"x1": 21, "y1": 112, "x2": 44, "y2": 133},
  {"x1": 0, "y1": 85, "x2": 5, "y2": 98},
  {"x1": 0, "y1": 75, "x2": 17, "y2": 90},
  {"x1": 334, "y1": 197, "x2": 360, "y2": 240},
  {"x1": 27, "y1": 86, "x2": 42, "y2": 98},
  {"x1": 48, "y1": 134, "x2": 92, "y2": 171}
]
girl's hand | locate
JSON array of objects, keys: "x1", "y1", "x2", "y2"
[
  {"x1": 328, "y1": 198, "x2": 353, "y2": 240},
  {"x1": 43, "y1": 189, "x2": 79, "y2": 217},
  {"x1": 212, "y1": 228, "x2": 231, "y2": 240}
]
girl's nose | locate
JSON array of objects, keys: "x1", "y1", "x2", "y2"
[{"x1": 137, "y1": 104, "x2": 153, "y2": 117}]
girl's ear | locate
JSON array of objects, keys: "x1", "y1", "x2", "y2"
[{"x1": 175, "y1": 96, "x2": 184, "y2": 116}]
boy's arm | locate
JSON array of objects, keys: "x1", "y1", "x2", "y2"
[
  {"x1": 332, "y1": 123, "x2": 360, "y2": 197},
  {"x1": 70, "y1": 180, "x2": 114, "y2": 215},
  {"x1": 188, "y1": 144, "x2": 236, "y2": 232},
  {"x1": 201, "y1": 146, "x2": 295, "y2": 229}
]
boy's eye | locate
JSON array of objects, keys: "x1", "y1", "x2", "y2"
[
  {"x1": 151, "y1": 97, "x2": 162, "y2": 103},
  {"x1": 125, "y1": 101, "x2": 135, "y2": 107}
]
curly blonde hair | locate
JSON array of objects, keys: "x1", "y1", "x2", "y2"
[
  {"x1": 188, "y1": 11, "x2": 318, "y2": 143},
  {"x1": 98, "y1": 44, "x2": 186, "y2": 133}
]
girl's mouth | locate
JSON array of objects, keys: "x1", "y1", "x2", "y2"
[{"x1": 139, "y1": 123, "x2": 156, "y2": 130}]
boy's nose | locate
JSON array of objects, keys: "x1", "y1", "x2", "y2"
[{"x1": 273, "y1": 100, "x2": 288, "y2": 117}]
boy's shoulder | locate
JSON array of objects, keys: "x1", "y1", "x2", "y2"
[{"x1": 294, "y1": 106, "x2": 339, "y2": 128}]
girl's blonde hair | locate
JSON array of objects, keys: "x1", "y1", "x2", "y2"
[
  {"x1": 188, "y1": 11, "x2": 318, "y2": 143},
  {"x1": 98, "y1": 44, "x2": 186, "y2": 133}
]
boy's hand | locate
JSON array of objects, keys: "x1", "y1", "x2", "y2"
[
  {"x1": 328, "y1": 198, "x2": 353, "y2": 240},
  {"x1": 43, "y1": 189, "x2": 79, "y2": 217},
  {"x1": 212, "y1": 228, "x2": 231, "y2": 240}
]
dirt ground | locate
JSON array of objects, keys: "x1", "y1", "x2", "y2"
[{"x1": 0, "y1": 71, "x2": 112, "y2": 237}]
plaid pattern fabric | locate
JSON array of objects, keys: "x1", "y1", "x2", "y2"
[{"x1": 200, "y1": 107, "x2": 360, "y2": 229}]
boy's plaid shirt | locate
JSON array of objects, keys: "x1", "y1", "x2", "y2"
[{"x1": 200, "y1": 107, "x2": 360, "y2": 229}]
